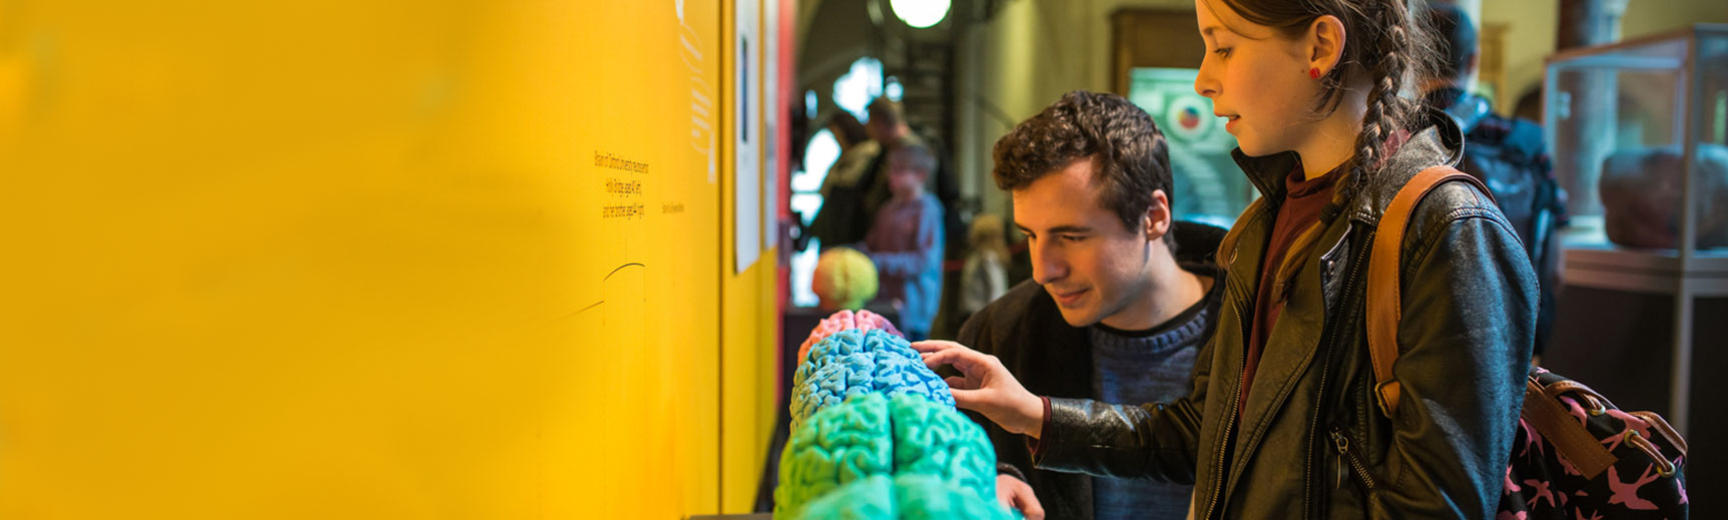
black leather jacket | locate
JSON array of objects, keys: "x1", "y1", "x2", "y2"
[{"x1": 1033, "y1": 113, "x2": 1538, "y2": 519}]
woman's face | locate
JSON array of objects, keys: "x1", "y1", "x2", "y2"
[{"x1": 1192, "y1": 0, "x2": 1325, "y2": 157}]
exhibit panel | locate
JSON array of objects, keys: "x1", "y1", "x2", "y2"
[{"x1": 0, "y1": 1, "x2": 781, "y2": 518}]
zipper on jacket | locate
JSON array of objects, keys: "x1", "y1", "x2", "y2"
[
  {"x1": 1331, "y1": 426, "x2": 1376, "y2": 490},
  {"x1": 1303, "y1": 226, "x2": 1371, "y2": 519},
  {"x1": 1200, "y1": 309, "x2": 1248, "y2": 520},
  {"x1": 1201, "y1": 204, "x2": 1273, "y2": 520},
  {"x1": 1302, "y1": 339, "x2": 1337, "y2": 517}
]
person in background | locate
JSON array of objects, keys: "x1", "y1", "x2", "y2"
[
  {"x1": 811, "y1": 98, "x2": 956, "y2": 249},
  {"x1": 805, "y1": 111, "x2": 882, "y2": 251},
  {"x1": 824, "y1": 111, "x2": 878, "y2": 193},
  {"x1": 1422, "y1": 2, "x2": 1566, "y2": 358},
  {"x1": 859, "y1": 140, "x2": 945, "y2": 341},
  {"x1": 863, "y1": 98, "x2": 961, "y2": 231},
  {"x1": 959, "y1": 213, "x2": 1011, "y2": 321}
]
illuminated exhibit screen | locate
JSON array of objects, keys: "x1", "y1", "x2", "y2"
[{"x1": 1128, "y1": 67, "x2": 1255, "y2": 227}]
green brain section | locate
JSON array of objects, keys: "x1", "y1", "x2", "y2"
[
  {"x1": 774, "y1": 393, "x2": 1005, "y2": 519},
  {"x1": 796, "y1": 474, "x2": 1019, "y2": 520}
]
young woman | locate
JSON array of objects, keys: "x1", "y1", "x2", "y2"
[{"x1": 917, "y1": 0, "x2": 1537, "y2": 518}]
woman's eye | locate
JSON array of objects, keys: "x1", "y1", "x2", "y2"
[{"x1": 1213, "y1": 47, "x2": 1232, "y2": 58}]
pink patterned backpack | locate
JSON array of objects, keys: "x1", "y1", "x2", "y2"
[
  {"x1": 1367, "y1": 167, "x2": 1691, "y2": 519},
  {"x1": 1491, "y1": 367, "x2": 1689, "y2": 519}
]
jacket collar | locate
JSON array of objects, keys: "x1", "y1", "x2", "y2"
[
  {"x1": 1228, "y1": 106, "x2": 1466, "y2": 223},
  {"x1": 1229, "y1": 148, "x2": 1301, "y2": 204}
]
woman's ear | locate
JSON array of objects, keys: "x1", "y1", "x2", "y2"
[{"x1": 1308, "y1": 14, "x2": 1347, "y2": 76}]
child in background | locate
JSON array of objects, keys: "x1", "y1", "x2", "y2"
[
  {"x1": 958, "y1": 213, "x2": 1009, "y2": 321},
  {"x1": 860, "y1": 139, "x2": 945, "y2": 341}
]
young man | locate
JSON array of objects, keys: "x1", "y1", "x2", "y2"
[{"x1": 920, "y1": 91, "x2": 1226, "y2": 520}]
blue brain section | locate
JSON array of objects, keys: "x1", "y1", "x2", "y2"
[
  {"x1": 790, "y1": 328, "x2": 953, "y2": 431},
  {"x1": 774, "y1": 393, "x2": 998, "y2": 519}
]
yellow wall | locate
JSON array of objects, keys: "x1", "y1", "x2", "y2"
[
  {"x1": 720, "y1": 0, "x2": 785, "y2": 512},
  {"x1": 0, "y1": 1, "x2": 777, "y2": 518}
]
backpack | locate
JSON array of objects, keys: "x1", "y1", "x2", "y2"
[
  {"x1": 1367, "y1": 166, "x2": 1690, "y2": 519},
  {"x1": 1434, "y1": 89, "x2": 1565, "y2": 260},
  {"x1": 1437, "y1": 89, "x2": 1566, "y2": 356}
]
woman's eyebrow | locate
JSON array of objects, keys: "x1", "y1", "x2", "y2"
[{"x1": 1205, "y1": 23, "x2": 1263, "y2": 41}]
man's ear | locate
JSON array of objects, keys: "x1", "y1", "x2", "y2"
[
  {"x1": 1144, "y1": 189, "x2": 1173, "y2": 242},
  {"x1": 1307, "y1": 14, "x2": 1347, "y2": 76}
]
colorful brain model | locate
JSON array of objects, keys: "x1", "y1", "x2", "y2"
[
  {"x1": 791, "y1": 328, "x2": 952, "y2": 431},
  {"x1": 792, "y1": 473, "x2": 1018, "y2": 520},
  {"x1": 775, "y1": 393, "x2": 998, "y2": 519},
  {"x1": 813, "y1": 247, "x2": 879, "y2": 311},
  {"x1": 798, "y1": 309, "x2": 903, "y2": 362}
]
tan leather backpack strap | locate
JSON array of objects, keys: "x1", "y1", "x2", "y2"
[
  {"x1": 1632, "y1": 410, "x2": 1689, "y2": 456},
  {"x1": 1522, "y1": 379, "x2": 1619, "y2": 479},
  {"x1": 1366, "y1": 165, "x2": 1489, "y2": 417}
]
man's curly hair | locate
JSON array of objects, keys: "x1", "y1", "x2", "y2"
[{"x1": 992, "y1": 90, "x2": 1173, "y2": 246}]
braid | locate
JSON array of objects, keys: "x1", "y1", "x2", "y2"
[{"x1": 1345, "y1": 2, "x2": 1418, "y2": 196}]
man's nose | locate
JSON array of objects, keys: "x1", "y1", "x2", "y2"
[{"x1": 1031, "y1": 242, "x2": 1066, "y2": 286}]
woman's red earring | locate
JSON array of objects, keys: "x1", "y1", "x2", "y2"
[{"x1": 1309, "y1": 67, "x2": 1322, "y2": 79}]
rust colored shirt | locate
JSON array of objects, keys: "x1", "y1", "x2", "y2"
[{"x1": 1241, "y1": 165, "x2": 1342, "y2": 405}]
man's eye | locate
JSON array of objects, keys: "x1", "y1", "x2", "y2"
[
  {"x1": 1061, "y1": 235, "x2": 1086, "y2": 243},
  {"x1": 1213, "y1": 47, "x2": 1232, "y2": 58}
]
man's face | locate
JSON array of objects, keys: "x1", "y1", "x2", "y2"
[{"x1": 1012, "y1": 159, "x2": 1154, "y2": 327}]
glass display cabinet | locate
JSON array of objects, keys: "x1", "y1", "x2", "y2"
[{"x1": 1544, "y1": 23, "x2": 1728, "y2": 434}]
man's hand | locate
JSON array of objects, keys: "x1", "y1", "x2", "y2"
[
  {"x1": 997, "y1": 474, "x2": 1045, "y2": 520},
  {"x1": 912, "y1": 340, "x2": 1045, "y2": 438}
]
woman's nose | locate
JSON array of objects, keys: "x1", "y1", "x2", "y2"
[{"x1": 1194, "y1": 60, "x2": 1219, "y2": 98}]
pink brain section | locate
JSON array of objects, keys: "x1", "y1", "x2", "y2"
[{"x1": 798, "y1": 310, "x2": 903, "y2": 362}]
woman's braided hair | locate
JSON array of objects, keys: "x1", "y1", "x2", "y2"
[{"x1": 1214, "y1": 0, "x2": 1439, "y2": 197}]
